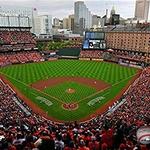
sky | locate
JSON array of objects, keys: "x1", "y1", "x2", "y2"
[{"x1": 0, "y1": 0, "x2": 141, "y2": 19}]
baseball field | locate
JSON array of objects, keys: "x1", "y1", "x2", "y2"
[{"x1": 0, "y1": 60, "x2": 139, "y2": 122}]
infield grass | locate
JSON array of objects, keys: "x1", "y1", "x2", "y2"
[{"x1": 44, "y1": 82, "x2": 96, "y2": 103}]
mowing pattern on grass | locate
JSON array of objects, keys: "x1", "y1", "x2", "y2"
[
  {"x1": 0, "y1": 60, "x2": 138, "y2": 121},
  {"x1": 44, "y1": 82, "x2": 96, "y2": 103}
]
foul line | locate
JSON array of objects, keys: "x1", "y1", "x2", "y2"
[
  {"x1": 76, "y1": 73, "x2": 138, "y2": 104},
  {"x1": 0, "y1": 72, "x2": 138, "y2": 106},
  {"x1": 0, "y1": 72, "x2": 65, "y2": 104}
]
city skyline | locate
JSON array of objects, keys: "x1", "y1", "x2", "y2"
[{"x1": 0, "y1": 0, "x2": 143, "y2": 20}]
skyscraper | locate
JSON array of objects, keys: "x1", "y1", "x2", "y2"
[
  {"x1": 110, "y1": 6, "x2": 116, "y2": 16},
  {"x1": 53, "y1": 18, "x2": 60, "y2": 27},
  {"x1": 109, "y1": 6, "x2": 120, "y2": 25},
  {"x1": 74, "y1": 1, "x2": 92, "y2": 35},
  {"x1": 68, "y1": 15, "x2": 74, "y2": 31},
  {"x1": 92, "y1": 15, "x2": 101, "y2": 27},
  {"x1": 63, "y1": 18, "x2": 69, "y2": 29},
  {"x1": 34, "y1": 15, "x2": 52, "y2": 35},
  {"x1": 135, "y1": 0, "x2": 150, "y2": 21}
]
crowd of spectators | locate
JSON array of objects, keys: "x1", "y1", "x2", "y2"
[
  {"x1": 80, "y1": 50, "x2": 104, "y2": 59},
  {"x1": 79, "y1": 50, "x2": 150, "y2": 65},
  {"x1": 0, "y1": 65, "x2": 150, "y2": 150},
  {"x1": 114, "y1": 50, "x2": 149, "y2": 63},
  {"x1": 0, "y1": 51, "x2": 44, "y2": 67},
  {"x1": 0, "y1": 30, "x2": 36, "y2": 51},
  {"x1": 0, "y1": 44, "x2": 36, "y2": 52},
  {"x1": 0, "y1": 31, "x2": 36, "y2": 45}
]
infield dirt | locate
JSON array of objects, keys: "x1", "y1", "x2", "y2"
[{"x1": 31, "y1": 77, "x2": 110, "y2": 91}]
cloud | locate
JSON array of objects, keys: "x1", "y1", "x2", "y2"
[{"x1": 0, "y1": 0, "x2": 136, "y2": 19}]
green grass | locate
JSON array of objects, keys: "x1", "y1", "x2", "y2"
[
  {"x1": 44, "y1": 82, "x2": 96, "y2": 103},
  {"x1": 0, "y1": 60, "x2": 138, "y2": 121}
]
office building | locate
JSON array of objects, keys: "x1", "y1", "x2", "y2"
[
  {"x1": 106, "y1": 28, "x2": 150, "y2": 53},
  {"x1": 34, "y1": 15, "x2": 52, "y2": 35},
  {"x1": 135, "y1": 0, "x2": 150, "y2": 21},
  {"x1": 109, "y1": 6, "x2": 120, "y2": 25},
  {"x1": 74, "y1": 1, "x2": 92, "y2": 35},
  {"x1": 110, "y1": 14, "x2": 120, "y2": 25},
  {"x1": 68, "y1": 15, "x2": 74, "y2": 31},
  {"x1": 110, "y1": 6, "x2": 116, "y2": 16},
  {"x1": 92, "y1": 15, "x2": 101, "y2": 27},
  {"x1": 53, "y1": 17, "x2": 62, "y2": 29},
  {"x1": 63, "y1": 18, "x2": 69, "y2": 29}
]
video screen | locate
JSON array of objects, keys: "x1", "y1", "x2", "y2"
[
  {"x1": 83, "y1": 40, "x2": 106, "y2": 49},
  {"x1": 83, "y1": 31, "x2": 106, "y2": 50}
]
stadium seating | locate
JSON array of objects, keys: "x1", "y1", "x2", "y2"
[
  {"x1": 0, "y1": 30, "x2": 36, "y2": 51},
  {"x1": 80, "y1": 50, "x2": 104, "y2": 59},
  {"x1": 115, "y1": 50, "x2": 147, "y2": 62},
  {"x1": 0, "y1": 51, "x2": 44, "y2": 67},
  {"x1": 0, "y1": 31, "x2": 36, "y2": 44},
  {"x1": 79, "y1": 50, "x2": 150, "y2": 65},
  {"x1": 0, "y1": 67, "x2": 149, "y2": 149}
]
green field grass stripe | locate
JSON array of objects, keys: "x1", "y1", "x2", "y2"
[
  {"x1": 77, "y1": 85, "x2": 110, "y2": 103},
  {"x1": 0, "y1": 60, "x2": 138, "y2": 121},
  {"x1": 0, "y1": 71, "x2": 65, "y2": 103}
]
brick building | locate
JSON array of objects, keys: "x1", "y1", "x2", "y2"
[
  {"x1": 106, "y1": 31, "x2": 150, "y2": 53},
  {"x1": 103, "y1": 25, "x2": 150, "y2": 64}
]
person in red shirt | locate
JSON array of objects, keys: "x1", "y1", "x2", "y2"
[
  {"x1": 78, "y1": 139, "x2": 90, "y2": 150},
  {"x1": 101, "y1": 143, "x2": 108, "y2": 150},
  {"x1": 119, "y1": 143, "x2": 127, "y2": 150}
]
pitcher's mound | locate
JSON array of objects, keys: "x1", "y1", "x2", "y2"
[{"x1": 66, "y1": 88, "x2": 75, "y2": 94}]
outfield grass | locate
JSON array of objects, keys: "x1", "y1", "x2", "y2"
[{"x1": 0, "y1": 60, "x2": 138, "y2": 121}]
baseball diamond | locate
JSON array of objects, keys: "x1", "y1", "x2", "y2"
[{"x1": 0, "y1": 60, "x2": 139, "y2": 122}]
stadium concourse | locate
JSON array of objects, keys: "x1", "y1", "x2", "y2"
[{"x1": 0, "y1": 63, "x2": 150, "y2": 149}]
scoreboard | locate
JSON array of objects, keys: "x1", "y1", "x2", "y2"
[
  {"x1": 83, "y1": 31, "x2": 106, "y2": 50},
  {"x1": 85, "y1": 32, "x2": 105, "y2": 39}
]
